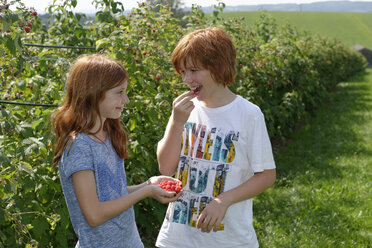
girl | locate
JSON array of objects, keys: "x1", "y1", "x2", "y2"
[
  {"x1": 156, "y1": 27, "x2": 276, "y2": 247},
  {"x1": 51, "y1": 55, "x2": 180, "y2": 248}
]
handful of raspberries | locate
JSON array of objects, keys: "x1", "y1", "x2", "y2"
[{"x1": 159, "y1": 180, "x2": 182, "y2": 194}]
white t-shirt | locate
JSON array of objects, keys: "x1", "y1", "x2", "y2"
[{"x1": 156, "y1": 95, "x2": 276, "y2": 248}]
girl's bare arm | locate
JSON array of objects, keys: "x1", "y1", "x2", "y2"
[{"x1": 72, "y1": 170, "x2": 179, "y2": 227}]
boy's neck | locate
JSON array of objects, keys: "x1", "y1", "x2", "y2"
[{"x1": 199, "y1": 87, "x2": 236, "y2": 108}]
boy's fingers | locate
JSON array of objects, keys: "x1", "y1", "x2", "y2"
[
  {"x1": 196, "y1": 213, "x2": 204, "y2": 229},
  {"x1": 173, "y1": 91, "x2": 195, "y2": 104},
  {"x1": 179, "y1": 94, "x2": 196, "y2": 105},
  {"x1": 213, "y1": 220, "x2": 221, "y2": 232},
  {"x1": 173, "y1": 91, "x2": 189, "y2": 103},
  {"x1": 202, "y1": 216, "x2": 212, "y2": 232}
]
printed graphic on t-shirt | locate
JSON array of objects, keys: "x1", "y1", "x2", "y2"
[{"x1": 166, "y1": 122, "x2": 239, "y2": 231}]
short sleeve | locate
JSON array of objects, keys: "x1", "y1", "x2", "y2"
[
  {"x1": 247, "y1": 112, "x2": 276, "y2": 173},
  {"x1": 60, "y1": 139, "x2": 94, "y2": 179}
]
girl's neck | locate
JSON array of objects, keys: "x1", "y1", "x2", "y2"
[
  {"x1": 91, "y1": 129, "x2": 107, "y2": 142},
  {"x1": 89, "y1": 117, "x2": 107, "y2": 142}
]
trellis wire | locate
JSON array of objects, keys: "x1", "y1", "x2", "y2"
[
  {"x1": 1, "y1": 43, "x2": 95, "y2": 108},
  {"x1": 24, "y1": 43, "x2": 96, "y2": 50},
  {"x1": 0, "y1": 100, "x2": 57, "y2": 108},
  {"x1": 23, "y1": 56, "x2": 70, "y2": 62}
]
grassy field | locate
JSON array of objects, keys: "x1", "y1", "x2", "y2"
[
  {"x1": 221, "y1": 11, "x2": 372, "y2": 49},
  {"x1": 253, "y1": 69, "x2": 372, "y2": 247}
]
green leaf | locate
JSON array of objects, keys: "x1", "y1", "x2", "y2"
[
  {"x1": 31, "y1": 119, "x2": 44, "y2": 130},
  {"x1": 18, "y1": 161, "x2": 34, "y2": 175},
  {"x1": 22, "y1": 137, "x2": 45, "y2": 148},
  {"x1": 31, "y1": 217, "x2": 49, "y2": 239},
  {"x1": 14, "y1": 34, "x2": 22, "y2": 52},
  {"x1": 1, "y1": 20, "x2": 11, "y2": 32},
  {"x1": 0, "y1": 109, "x2": 10, "y2": 118},
  {"x1": 0, "y1": 151, "x2": 10, "y2": 165},
  {"x1": 0, "y1": 208, "x2": 5, "y2": 225},
  {"x1": 128, "y1": 118, "x2": 136, "y2": 131},
  {"x1": 96, "y1": 38, "x2": 111, "y2": 50},
  {"x1": 5, "y1": 37, "x2": 16, "y2": 55}
]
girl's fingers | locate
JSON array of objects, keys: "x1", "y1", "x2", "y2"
[{"x1": 160, "y1": 190, "x2": 181, "y2": 203}]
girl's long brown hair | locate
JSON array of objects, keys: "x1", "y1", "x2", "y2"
[{"x1": 51, "y1": 55, "x2": 129, "y2": 167}]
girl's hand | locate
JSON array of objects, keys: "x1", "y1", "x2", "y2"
[
  {"x1": 171, "y1": 91, "x2": 196, "y2": 126},
  {"x1": 148, "y1": 185, "x2": 181, "y2": 204},
  {"x1": 196, "y1": 197, "x2": 229, "y2": 233},
  {"x1": 147, "y1": 176, "x2": 182, "y2": 204},
  {"x1": 147, "y1": 175, "x2": 180, "y2": 186}
]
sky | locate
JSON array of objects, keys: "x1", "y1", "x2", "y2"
[{"x1": 23, "y1": 0, "x2": 372, "y2": 14}]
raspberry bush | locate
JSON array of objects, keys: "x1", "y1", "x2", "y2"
[{"x1": 0, "y1": 0, "x2": 366, "y2": 247}]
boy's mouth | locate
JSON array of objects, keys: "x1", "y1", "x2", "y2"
[{"x1": 191, "y1": 86, "x2": 202, "y2": 95}]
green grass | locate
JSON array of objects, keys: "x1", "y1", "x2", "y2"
[
  {"x1": 253, "y1": 69, "x2": 372, "y2": 247},
  {"x1": 221, "y1": 11, "x2": 372, "y2": 49}
]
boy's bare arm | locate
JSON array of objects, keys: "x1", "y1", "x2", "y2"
[
  {"x1": 157, "y1": 119, "x2": 184, "y2": 176},
  {"x1": 196, "y1": 169, "x2": 276, "y2": 232},
  {"x1": 158, "y1": 91, "x2": 195, "y2": 176}
]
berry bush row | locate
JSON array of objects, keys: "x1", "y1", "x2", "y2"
[{"x1": 0, "y1": 0, "x2": 367, "y2": 247}]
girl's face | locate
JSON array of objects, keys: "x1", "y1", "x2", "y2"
[
  {"x1": 180, "y1": 58, "x2": 225, "y2": 106},
  {"x1": 99, "y1": 81, "x2": 129, "y2": 121}
]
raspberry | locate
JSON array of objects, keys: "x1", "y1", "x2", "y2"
[{"x1": 159, "y1": 180, "x2": 182, "y2": 194}]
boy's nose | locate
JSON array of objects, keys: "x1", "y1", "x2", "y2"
[{"x1": 182, "y1": 72, "x2": 192, "y2": 84}]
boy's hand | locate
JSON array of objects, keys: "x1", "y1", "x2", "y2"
[
  {"x1": 171, "y1": 91, "x2": 196, "y2": 125},
  {"x1": 196, "y1": 197, "x2": 229, "y2": 233}
]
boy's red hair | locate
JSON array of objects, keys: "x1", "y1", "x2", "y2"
[
  {"x1": 51, "y1": 55, "x2": 129, "y2": 167},
  {"x1": 172, "y1": 27, "x2": 237, "y2": 86}
]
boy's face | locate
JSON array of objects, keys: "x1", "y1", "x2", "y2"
[
  {"x1": 99, "y1": 81, "x2": 129, "y2": 120},
  {"x1": 180, "y1": 58, "x2": 223, "y2": 103}
]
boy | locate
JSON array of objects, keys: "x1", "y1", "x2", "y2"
[{"x1": 156, "y1": 27, "x2": 276, "y2": 248}]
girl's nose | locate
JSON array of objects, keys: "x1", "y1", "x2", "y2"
[{"x1": 123, "y1": 94, "x2": 130, "y2": 104}]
